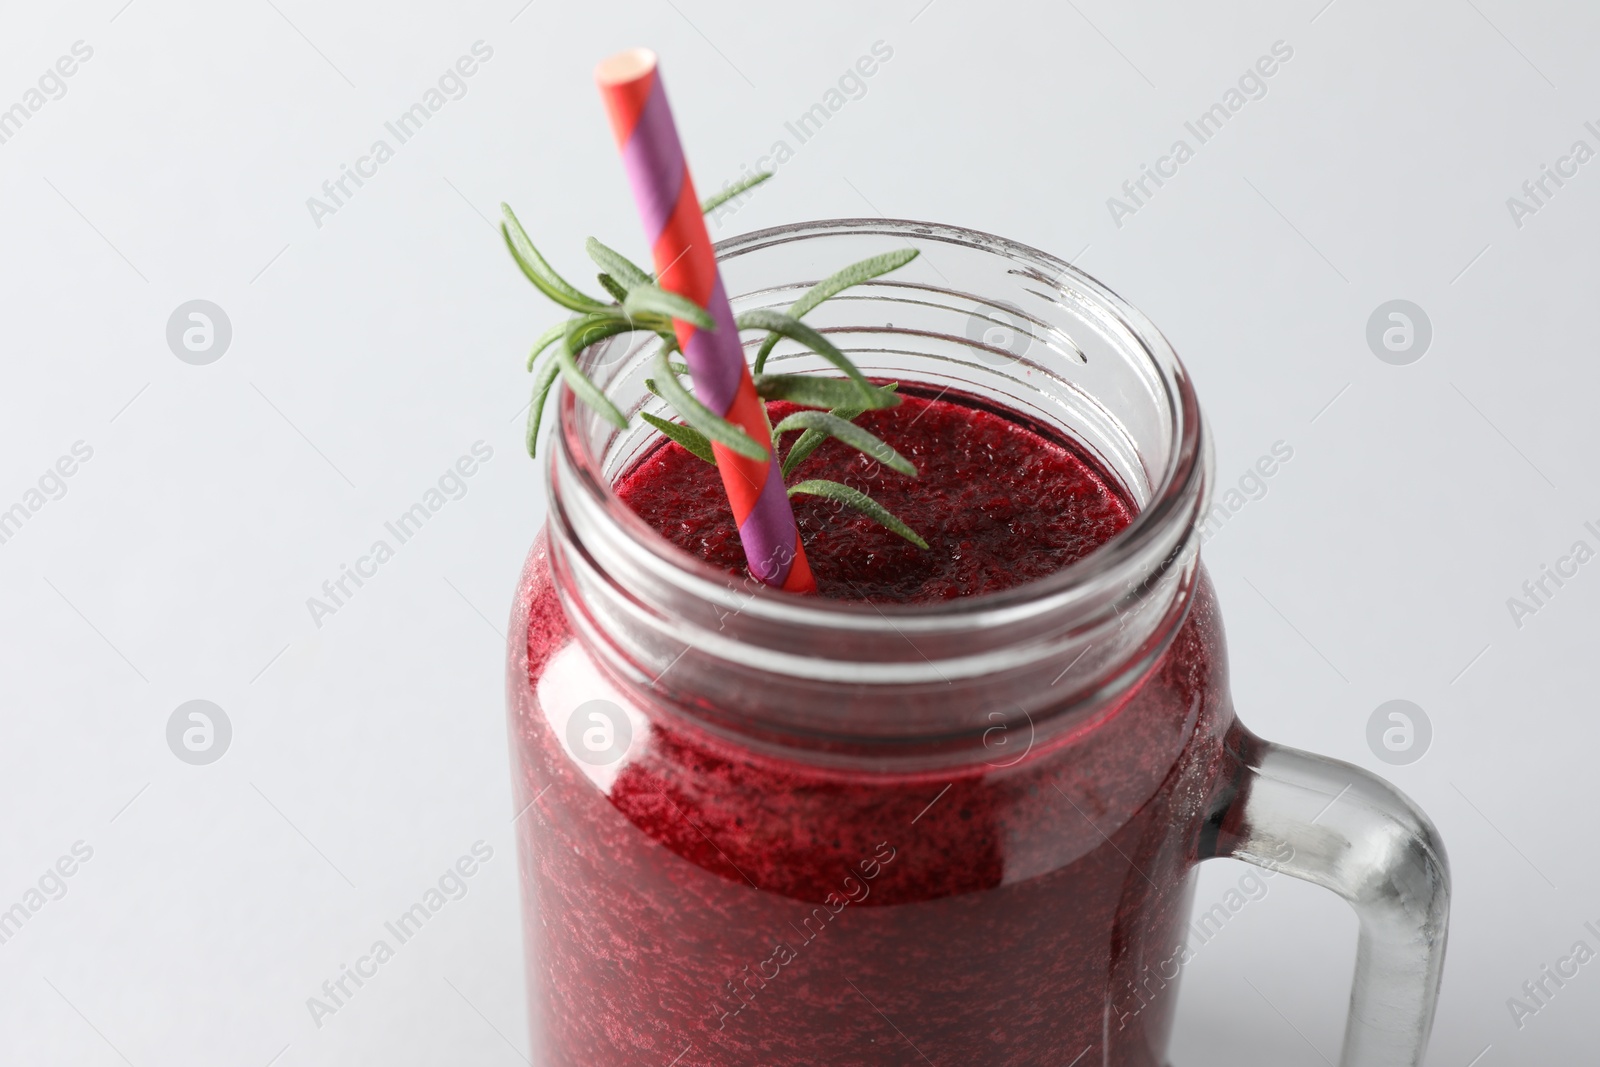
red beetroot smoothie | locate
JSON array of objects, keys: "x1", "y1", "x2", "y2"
[{"x1": 509, "y1": 390, "x2": 1235, "y2": 1065}]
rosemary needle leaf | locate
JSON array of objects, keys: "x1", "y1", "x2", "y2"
[
  {"x1": 526, "y1": 321, "x2": 568, "y2": 371},
  {"x1": 787, "y1": 479, "x2": 929, "y2": 550},
  {"x1": 643, "y1": 364, "x2": 689, "y2": 393},
  {"x1": 737, "y1": 310, "x2": 877, "y2": 402},
  {"x1": 650, "y1": 349, "x2": 767, "y2": 461},
  {"x1": 565, "y1": 312, "x2": 638, "y2": 354},
  {"x1": 700, "y1": 171, "x2": 773, "y2": 215},
  {"x1": 597, "y1": 273, "x2": 630, "y2": 303},
  {"x1": 639, "y1": 412, "x2": 715, "y2": 464},
  {"x1": 524, "y1": 355, "x2": 563, "y2": 458},
  {"x1": 781, "y1": 385, "x2": 899, "y2": 477},
  {"x1": 557, "y1": 323, "x2": 628, "y2": 429},
  {"x1": 624, "y1": 285, "x2": 717, "y2": 331},
  {"x1": 500, "y1": 206, "x2": 606, "y2": 312},
  {"x1": 771, "y1": 411, "x2": 916, "y2": 477},
  {"x1": 585, "y1": 237, "x2": 652, "y2": 290},
  {"x1": 780, "y1": 428, "x2": 822, "y2": 478},
  {"x1": 753, "y1": 248, "x2": 919, "y2": 369},
  {"x1": 790, "y1": 248, "x2": 919, "y2": 320},
  {"x1": 754, "y1": 374, "x2": 899, "y2": 410}
]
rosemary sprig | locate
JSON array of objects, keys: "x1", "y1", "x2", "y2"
[
  {"x1": 504, "y1": 176, "x2": 929, "y2": 550},
  {"x1": 624, "y1": 285, "x2": 716, "y2": 330},
  {"x1": 752, "y1": 248, "x2": 918, "y2": 373},
  {"x1": 735, "y1": 309, "x2": 884, "y2": 406},
  {"x1": 770, "y1": 411, "x2": 915, "y2": 477},
  {"x1": 584, "y1": 237, "x2": 651, "y2": 290},
  {"x1": 502, "y1": 206, "x2": 606, "y2": 313},
  {"x1": 788, "y1": 480, "x2": 929, "y2": 550},
  {"x1": 754, "y1": 373, "x2": 898, "y2": 409},
  {"x1": 639, "y1": 411, "x2": 715, "y2": 464},
  {"x1": 700, "y1": 170, "x2": 774, "y2": 216},
  {"x1": 781, "y1": 383, "x2": 897, "y2": 478},
  {"x1": 596, "y1": 273, "x2": 631, "y2": 303},
  {"x1": 645, "y1": 347, "x2": 768, "y2": 461},
  {"x1": 524, "y1": 356, "x2": 561, "y2": 457}
]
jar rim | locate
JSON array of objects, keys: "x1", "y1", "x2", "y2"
[{"x1": 554, "y1": 216, "x2": 1208, "y2": 633}]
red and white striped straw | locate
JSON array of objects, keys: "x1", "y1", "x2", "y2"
[{"x1": 595, "y1": 48, "x2": 815, "y2": 593}]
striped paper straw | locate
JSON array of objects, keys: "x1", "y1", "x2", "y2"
[{"x1": 595, "y1": 48, "x2": 815, "y2": 593}]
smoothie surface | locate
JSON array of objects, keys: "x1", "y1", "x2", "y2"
[{"x1": 615, "y1": 389, "x2": 1135, "y2": 601}]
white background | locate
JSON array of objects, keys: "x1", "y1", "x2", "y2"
[{"x1": 1, "y1": 1, "x2": 1595, "y2": 1064}]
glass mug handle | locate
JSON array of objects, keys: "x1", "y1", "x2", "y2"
[{"x1": 1204, "y1": 731, "x2": 1450, "y2": 1067}]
